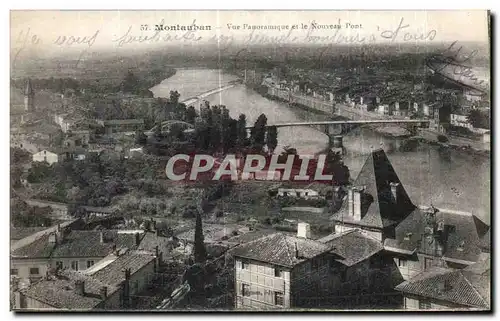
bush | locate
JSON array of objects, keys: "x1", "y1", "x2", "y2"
[{"x1": 437, "y1": 135, "x2": 449, "y2": 143}]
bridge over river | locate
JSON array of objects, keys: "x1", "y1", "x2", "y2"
[
  {"x1": 247, "y1": 119, "x2": 430, "y2": 148},
  {"x1": 181, "y1": 80, "x2": 242, "y2": 107}
]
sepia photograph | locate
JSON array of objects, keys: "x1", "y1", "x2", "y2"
[{"x1": 9, "y1": 10, "x2": 491, "y2": 312}]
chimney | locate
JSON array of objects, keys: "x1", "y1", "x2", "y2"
[
  {"x1": 390, "y1": 182, "x2": 400, "y2": 203},
  {"x1": 135, "y1": 232, "x2": 141, "y2": 246},
  {"x1": 124, "y1": 268, "x2": 131, "y2": 281},
  {"x1": 353, "y1": 186, "x2": 365, "y2": 221},
  {"x1": 100, "y1": 286, "x2": 108, "y2": 300},
  {"x1": 100, "y1": 231, "x2": 105, "y2": 243},
  {"x1": 297, "y1": 222, "x2": 311, "y2": 239},
  {"x1": 294, "y1": 242, "x2": 299, "y2": 259},
  {"x1": 74, "y1": 280, "x2": 85, "y2": 296},
  {"x1": 122, "y1": 268, "x2": 131, "y2": 307},
  {"x1": 56, "y1": 223, "x2": 61, "y2": 233},
  {"x1": 347, "y1": 188, "x2": 354, "y2": 217},
  {"x1": 48, "y1": 233, "x2": 57, "y2": 244}
]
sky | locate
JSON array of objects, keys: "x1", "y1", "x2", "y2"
[{"x1": 11, "y1": 10, "x2": 490, "y2": 56}]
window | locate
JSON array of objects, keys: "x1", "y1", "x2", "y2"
[
  {"x1": 44, "y1": 156, "x2": 47, "y2": 162},
  {"x1": 29, "y1": 267, "x2": 39, "y2": 275},
  {"x1": 11, "y1": 269, "x2": 18, "y2": 275},
  {"x1": 424, "y1": 258, "x2": 433, "y2": 270},
  {"x1": 274, "y1": 268, "x2": 283, "y2": 277},
  {"x1": 71, "y1": 261, "x2": 79, "y2": 271},
  {"x1": 419, "y1": 300, "x2": 432, "y2": 309},
  {"x1": 274, "y1": 291, "x2": 284, "y2": 306},
  {"x1": 241, "y1": 284, "x2": 250, "y2": 297},
  {"x1": 241, "y1": 260, "x2": 249, "y2": 270},
  {"x1": 398, "y1": 259, "x2": 407, "y2": 267},
  {"x1": 56, "y1": 261, "x2": 63, "y2": 269},
  {"x1": 311, "y1": 258, "x2": 318, "y2": 270},
  {"x1": 87, "y1": 260, "x2": 95, "y2": 268}
]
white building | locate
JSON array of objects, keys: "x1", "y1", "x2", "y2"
[
  {"x1": 32, "y1": 150, "x2": 61, "y2": 165},
  {"x1": 450, "y1": 114, "x2": 473, "y2": 129}
]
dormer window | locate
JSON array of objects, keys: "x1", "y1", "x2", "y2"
[{"x1": 437, "y1": 221, "x2": 445, "y2": 231}]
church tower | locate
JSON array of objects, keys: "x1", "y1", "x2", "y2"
[{"x1": 24, "y1": 79, "x2": 34, "y2": 112}]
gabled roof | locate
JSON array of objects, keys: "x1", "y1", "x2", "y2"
[
  {"x1": 395, "y1": 258, "x2": 490, "y2": 309},
  {"x1": 318, "y1": 230, "x2": 383, "y2": 266},
  {"x1": 21, "y1": 270, "x2": 120, "y2": 310},
  {"x1": 12, "y1": 230, "x2": 143, "y2": 259},
  {"x1": 231, "y1": 233, "x2": 331, "y2": 268},
  {"x1": 384, "y1": 208, "x2": 489, "y2": 264},
  {"x1": 87, "y1": 250, "x2": 156, "y2": 287},
  {"x1": 331, "y1": 149, "x2": 416, "y2": 229}
]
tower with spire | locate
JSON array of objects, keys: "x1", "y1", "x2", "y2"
[{"x1": 24, "y1": 79, "x2": 34, "y2": 112}]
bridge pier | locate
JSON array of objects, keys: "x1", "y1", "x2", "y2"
[{"x1": 324, "y1": 124, "x2": 345, "y2": 154}]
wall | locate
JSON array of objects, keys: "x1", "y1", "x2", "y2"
[
  {"x1": 50, "y1": 257, "x2": 106, "y2": 272},
  {"x1": 393, "y1": 254, "x2": 446, "y2": 281},
  {"x1": 235, "y1": 258, "x2": 291, "y2": 310},
  {"x1": 290, "y1": 253, "x2": 333, "y2": 307},
  {"x1": 10, "y1": 258, "x2": 50, "y2": 281},
  {"x1": 18, "y1": 296, "x2": 56, "y2": 310},
  {"x1": 129, "y1": 259, "x2": 156, "y2": 297}
]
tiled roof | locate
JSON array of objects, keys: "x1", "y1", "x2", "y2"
[
  {"x1": 12, "y1": 230, "x2": 143, "y2": 259},
  {"x1": 137, "y1": 231, "x2": 176, "y2": 257},
  {"x1": 395, "y1": 258, "x2": 490, "y2": 309},
  {"x1": 21, "y1": 270, "x2": 120, "y2": 310},
  {"x1": 331, "y1": 149, "x2": 416, "y2": 229},
  {"x1": 231, "y1": 233, "x2": 331, "y2": 267},
  {"x1": 384, "y1": 208, "x2": 489, "y2": 264},
  {"x1": 88, "y1": 250, "x2": 156, "y2": 287},
  {"x1": 318, "y1": 230, "x2": 383, "y2": 266}
]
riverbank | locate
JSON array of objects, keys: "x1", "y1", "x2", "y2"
[
  {"x1": 253, "y1": 86, "x2": 411, "y2": 138},
  {"x1": 414, "y1": 129, "x2": 490, "y2": 157}
]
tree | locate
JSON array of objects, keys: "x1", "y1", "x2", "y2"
[
  {"x1": 437, "y1": 135, "x2": 449, "y2": 143},
  {"x1": 121, "y1": 71, "x2": 140, "y2": 94},
  {"x1": 250, "y1": 113, "x2": 267, "y2": 148},
  {"x1": 236, "y1": 114, "x2": 247, "y2": 146},
  {"x1": 169, "y1": 90, "x2": 180, "y2": 105},
  {"x1": 266, "y1": 126, "x2": 278, "y2": 154},
  {"x1": 467, "y1": 109, "x2": 490, "y2": 129},
  {"x1": 185, "y1": 106, "x2": 197, "y2": 124},
  {"x1": 194, "y1": 210, "x2": 207, "y2": 263},
  {"x1": 135, "y1": 130, "x2": 147, "y2": 145}
]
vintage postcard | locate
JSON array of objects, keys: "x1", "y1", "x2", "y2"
[{"x1": 10, "y1": 10, "x2": 491, "y2": 312}]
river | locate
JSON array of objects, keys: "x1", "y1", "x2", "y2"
[{"x1": 151, "y1": 69, "x2": 490, "y2": 224}]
